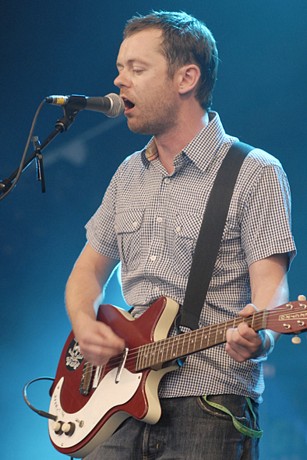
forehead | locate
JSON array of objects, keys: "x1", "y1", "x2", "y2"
[{"x1": 117, "y1": 28, "x2": 164, "y2": 63}]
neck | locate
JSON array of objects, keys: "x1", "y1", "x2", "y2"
[{"x1": 154, "y1": 110, "x2": 209, "y2": 174}]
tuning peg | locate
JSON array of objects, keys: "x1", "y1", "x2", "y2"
[
  {"x1": 298, "y1": 294, "x2": 306, "y2": 301},
  {"x1": 291, "y1": 335, "x2": 301, "y2": 345}
]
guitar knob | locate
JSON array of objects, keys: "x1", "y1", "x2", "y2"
[
  {"x1": 62, "y1": 422, "x2": 76, "y2": 436},
  {"x1": 292, "y1": 335, "x2": 301, "y2": 345},
  {"x1": 53, "y1": 421, "x2": 63, "y2": 435}
]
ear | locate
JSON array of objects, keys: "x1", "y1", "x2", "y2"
[{"x1": 176, "y1": 64, "x2": 201, "y2": 95}]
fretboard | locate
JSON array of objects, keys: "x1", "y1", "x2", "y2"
[{"x1": 135, "y1": 310, "x2": 268, "y2": 371}]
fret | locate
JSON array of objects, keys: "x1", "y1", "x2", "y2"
[
  {"x1": 180, "y1": 332, "x2": 187, "y2": 358},
  {"x1": 168, "y1": 336, "x2": 175, "y2": 362},
  {"x1": 149, "y1": 340, "x2": 158, "y2": 367},
  {"x1": 157, "y1": 340, "x2": 166, "y2": 364},
  {"x1": 139, "y1": 343, "x2": 150, "y2": 369},
  {"x1": 155, "y1": 341, "x2": 165, "y2": 366},
  {"x1": 164, "y1": 333, "x2": 172, "y2": 364},
  {"x1": 174, "y1": 335, "x2": 181, "y2": 358},
  {"x1": 170, "y1": 335, "x2": 180, "y2": 361},
  {"x1": 135, "y1": 347, "x2": 140, "y2": 370},
  {"x1": 200, "y1": 328, "x2": 210, "y2": 349},
  {"x1": 135, "y1": 345, "x2": 142, "y2": 370},
  {"x1": 186, "y1": 332, "x2": 195, "y2": 355}
]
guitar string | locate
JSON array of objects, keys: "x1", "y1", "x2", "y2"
[
  {"x1": 81, "y1": 304, "x2": 306, "y2": 378},
  {"x1": 106, "y1": 305, "x2": 306, "y2": 366},
  {"x1": 79, "y1": 303, "x2": 306, "y2": 380}
]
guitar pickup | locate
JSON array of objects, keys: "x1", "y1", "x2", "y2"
[{"x1": 79, "y1": 362, "x2": 95, "y2": 395}]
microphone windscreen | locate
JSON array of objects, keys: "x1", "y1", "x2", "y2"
[{"x1": 105, "y1": 93, "x2": 125, "y2": 118}]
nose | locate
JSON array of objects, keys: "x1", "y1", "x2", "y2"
[
  {"x1": 114, "y1": 70, "x2": 130, "y2": 89},
  {"x1": 113, "y1": 73, "x2": 121, "y2": 88}
]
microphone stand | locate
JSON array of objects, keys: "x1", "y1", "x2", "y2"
[{"x1": 0, "y1": 104, "x2": 80, "y2": 198}]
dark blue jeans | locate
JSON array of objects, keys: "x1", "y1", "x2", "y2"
[{"x1": 84, "y1": 395, "x2": 260, "y2": 459}]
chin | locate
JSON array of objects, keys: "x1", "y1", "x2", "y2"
[{"x1": 127, "y1": 121, "x2": 152, "y2": 136}]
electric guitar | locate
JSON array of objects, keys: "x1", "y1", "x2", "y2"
[{"x1": 49, "y1": 296, "x2": 307, "y2": 457}]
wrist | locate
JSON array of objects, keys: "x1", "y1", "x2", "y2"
[
  {"x1": 263, "y1": 330, "x2": 275, "y2": 355},
  {"x1": 258, "y1": 329, "x2": 275, "y2": 357},
  {"x1": 250, "y1": 330, "x2": 275, "y2": 363}
]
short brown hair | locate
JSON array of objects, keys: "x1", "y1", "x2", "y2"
[{"x1": 124, "y1": 10, "x2": 219, "y2": 110}]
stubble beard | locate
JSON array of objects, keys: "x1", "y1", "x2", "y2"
[{"x1": 127, "y1": 93, "x2": 179, "y2": 137}]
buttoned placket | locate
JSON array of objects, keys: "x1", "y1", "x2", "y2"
[{"x1": 143, "y1": 169, "x2": 173, "y2": 300}]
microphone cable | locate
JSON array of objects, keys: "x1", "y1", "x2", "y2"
[{"x1": 0, "y1": 99, "x2": 46, "y2": 201}]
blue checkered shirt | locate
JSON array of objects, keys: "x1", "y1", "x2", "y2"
[{"x1": 86, "y1": 112, "x2": 296, "y2": 402}]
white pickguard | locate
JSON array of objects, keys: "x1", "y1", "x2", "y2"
[{"x1": 49, "y1": 367, "x2": 142, "y2": 449}]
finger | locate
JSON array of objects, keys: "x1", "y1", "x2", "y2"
[
  {"x1": 225, "y1": 328, "x2": 246, "y2": 360},
  {"x1": 78, "y1": 326, "x2": 125, "y2": 364},
  {"x1": 239, "y1": 303, "x2": 259, "y2": 317},
  {"x1": 226, "y1": 325, "x2": 262, "y2": 361},
  {"x1": 226, "y1": 326, "x2": 251, "y2": 349},
  {"x1": 99, "y1": 323, "x2": 125, "y2": 350}
]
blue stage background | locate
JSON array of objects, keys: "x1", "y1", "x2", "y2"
[{"x1": 1, "y1": 1, "x2": 306, "y2": 459}]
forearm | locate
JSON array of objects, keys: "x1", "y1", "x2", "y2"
[
  {"x1": 64, "y1": 244, "x2": 123, "y2": 365},
  {"x1": 226, "y1": 254, "x2": 289, "y2": 361},
  {"x1": 251, "y1": 254, "x2": 290, "y2": 345},
  {"x1": 251, "y1": 268, "x2": 289, "y2": 311},
  {"x1": 65, "y1": 264, "x2": 102, "y2": 325},
  {"x1": 65, "y1": 243, "x2": 118, "y2": 322}
]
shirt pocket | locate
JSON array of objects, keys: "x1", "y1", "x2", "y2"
[
  {"x1": 172, "y1": 212, "x2": 202, "y2": 276},
  {"x1": 114, "y1": 209, "x2": 144, "y2": 271}
]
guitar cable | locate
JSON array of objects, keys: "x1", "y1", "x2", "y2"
[
  {"x1": 23, "y1": 376, "x2": 57, "y2": 421},
  {"x1": 23, "y1": 377, "x2": 76, "y2": 460}
]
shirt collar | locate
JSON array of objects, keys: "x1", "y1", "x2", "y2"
[
  {"x1": 141, "y1": 112, "x2": 228, "y2": 171},
  {"x1": 145, "y1": 138, "x2": 159, "y2": 162},
  {"x1": 182, "y1": 112, "x2": 228, "y2": 172}
]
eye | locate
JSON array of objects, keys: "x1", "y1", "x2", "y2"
[{"x1": 133, "y1": 68, "x2": 144, "y2": 75}]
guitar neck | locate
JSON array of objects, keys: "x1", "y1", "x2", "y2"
[{"x1": 136, "y1": 310, "x2": 268, "y2": 371}]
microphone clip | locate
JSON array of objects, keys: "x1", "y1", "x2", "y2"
[
  {"x1": 55, "y1": 103, "x2": 82, "y2": 132},
  {"x1": 32, "y1": 136, "x2": 46, "y2": 193}
]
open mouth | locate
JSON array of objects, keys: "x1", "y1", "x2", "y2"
[{"x1": 122, "y1": 98, "x2": 135, "y2": 112}]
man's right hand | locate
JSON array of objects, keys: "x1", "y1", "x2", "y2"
[{"x1": 73, "y1": 311, "x2": 125, "y2": 366}]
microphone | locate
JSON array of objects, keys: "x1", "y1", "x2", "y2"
[{"x1": 45, "y1": 93, "x2": 124, "y2": 118}]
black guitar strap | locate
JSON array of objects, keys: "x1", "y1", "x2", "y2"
[{"x1": 180, "y1": 141, "x2": 254, "y2": 330}]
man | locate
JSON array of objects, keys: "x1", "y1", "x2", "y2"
[{"x1": 65, "y1": 11, "x2": 296, "y2": 459}]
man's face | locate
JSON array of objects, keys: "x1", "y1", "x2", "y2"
[{"x1": 114, "y1": 28, "x2": 180, "y2": 135}]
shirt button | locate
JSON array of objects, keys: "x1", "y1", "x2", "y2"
[
  {"x1": 150, "y1": 255, "x2": 157, "y2": 262},
  {"x1": 176, "y1": 226, "x2": 181, "y2": 233},
  {"x1": 132, "y1": 221, "x2": 138, "y2": 228},
  {"x1": 157, "y1": 216, "x2": 163, "y2": 223},
  {"x1": 164, "y1": 178, "x2": 170, "y2": 184}
]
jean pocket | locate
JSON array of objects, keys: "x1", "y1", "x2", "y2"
[
  {"x1": 197, "y1": 395, "x2": 236, "y2": 421},
  {"x1": 197, "y1": 395, "x2": 262, "y2": 438}
]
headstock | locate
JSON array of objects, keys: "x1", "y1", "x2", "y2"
[{"x1": 265, "y1": 295, "x2": 307, "y2": 341}]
